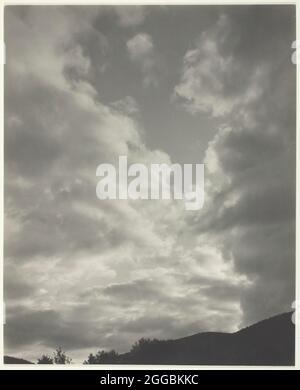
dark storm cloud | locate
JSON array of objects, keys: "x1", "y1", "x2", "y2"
[
  {"x1": 176, "y1": 5, "x2": 295, "y2": 325},
  {"x1": 188, "y1": 275, "x2": 246, "y2": 302},
  {"x1": 5, "y1": 308, "x2": 101, "y2": 350},
  {"x1": 4, "y1": 279, "x2": 35, "y2": 301}
]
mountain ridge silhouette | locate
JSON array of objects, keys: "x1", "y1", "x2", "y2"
[{"x1": 4, "y1": 311, "x2": 295, "y2": 365}]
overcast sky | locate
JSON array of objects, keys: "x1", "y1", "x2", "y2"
[{"x1": 4, "y1": 5, "x2": 296, "y2": 363}]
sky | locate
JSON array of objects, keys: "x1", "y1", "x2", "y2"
[{"x1": 4, "y1": 5, "x2": 296, "y2": 363}]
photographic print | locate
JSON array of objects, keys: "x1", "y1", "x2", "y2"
[{"x1": 3, "y1": 3, "x2": 296, "y2": 366}]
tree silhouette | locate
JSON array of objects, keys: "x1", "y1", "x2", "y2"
[
  {"x1": 128, "y1": 337, "x2": 166, "y2": 363},
  {"x1": 53, "y1": 347, "x2": 72, "y2": 364},
  {"x1": 37, "y1": 354, "x2": 54, "y2": 364},
  {"x1": 84, "y1": 350, "x2": 119, "y2": 364},
  {"x1": 130, "y1": 338, "x2": 160, "y2": 354},
  {"x1": 37, "y1": 347, "x2": 72, "y2": 364}
]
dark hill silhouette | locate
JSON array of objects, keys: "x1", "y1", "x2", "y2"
[
  {"x1": 118, "y1": 312, "x2": 295, "y2": 365},
  {"x1": 4, "y1": 312, "x2": 295, "y2": 365},
  {"x1": 4, "y1": 356, "x2": 33, "y2": 364}
]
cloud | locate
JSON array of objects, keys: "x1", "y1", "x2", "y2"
[
  {"x1": 114, "y1": 6, "x2": 148, "y2": 27},
  {"x1": 110, "y1": 96, "x2": 139, "y2": 116},
  {"x1": 127, "y1": 33, "x2": 154, "y2": 60},
  {"x1": 173, "y1": 14, "x2": 266, "y2": 117},
  {"x1": 175, "y1": 8, "x2": 296, "y2": 325},
  {"x1": 126, "y1": 33, "x2": 158, "y2": 86},
  {"x1": 5, "y1": 6, "x2": 245, "y2": 362},
  {"x1": 4, "y1": 307, "x2": 102, "y2": 351}
]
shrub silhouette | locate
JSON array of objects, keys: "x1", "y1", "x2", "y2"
[
  {"x1": 84, "y1": 350, "x2": 119, "y2": 364},
  {"x1": 37, "y1": 354, "x2": 54, "y2": 364}
]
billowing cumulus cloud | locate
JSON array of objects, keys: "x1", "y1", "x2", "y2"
[
  {"x1": 127, "y1": 33, "x2": 154, "y2": 59},
  {"x1": 174, "y1": 14, "x2": 268, "y2": 117},
  {"x1": 4, "y1": 5, "x2": 295, "y2": 363},
  {"x1": 126, "y1": 33, "x2": 159, "y2": 87}
]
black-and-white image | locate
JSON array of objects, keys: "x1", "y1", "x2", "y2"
[{"x1": 4, "y1": 4, "x2": 296, "y2": 365}]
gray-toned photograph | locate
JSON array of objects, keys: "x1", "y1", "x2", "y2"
[{"x1": 3, "y1": 4, "x2": 296, "y2": 365}]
